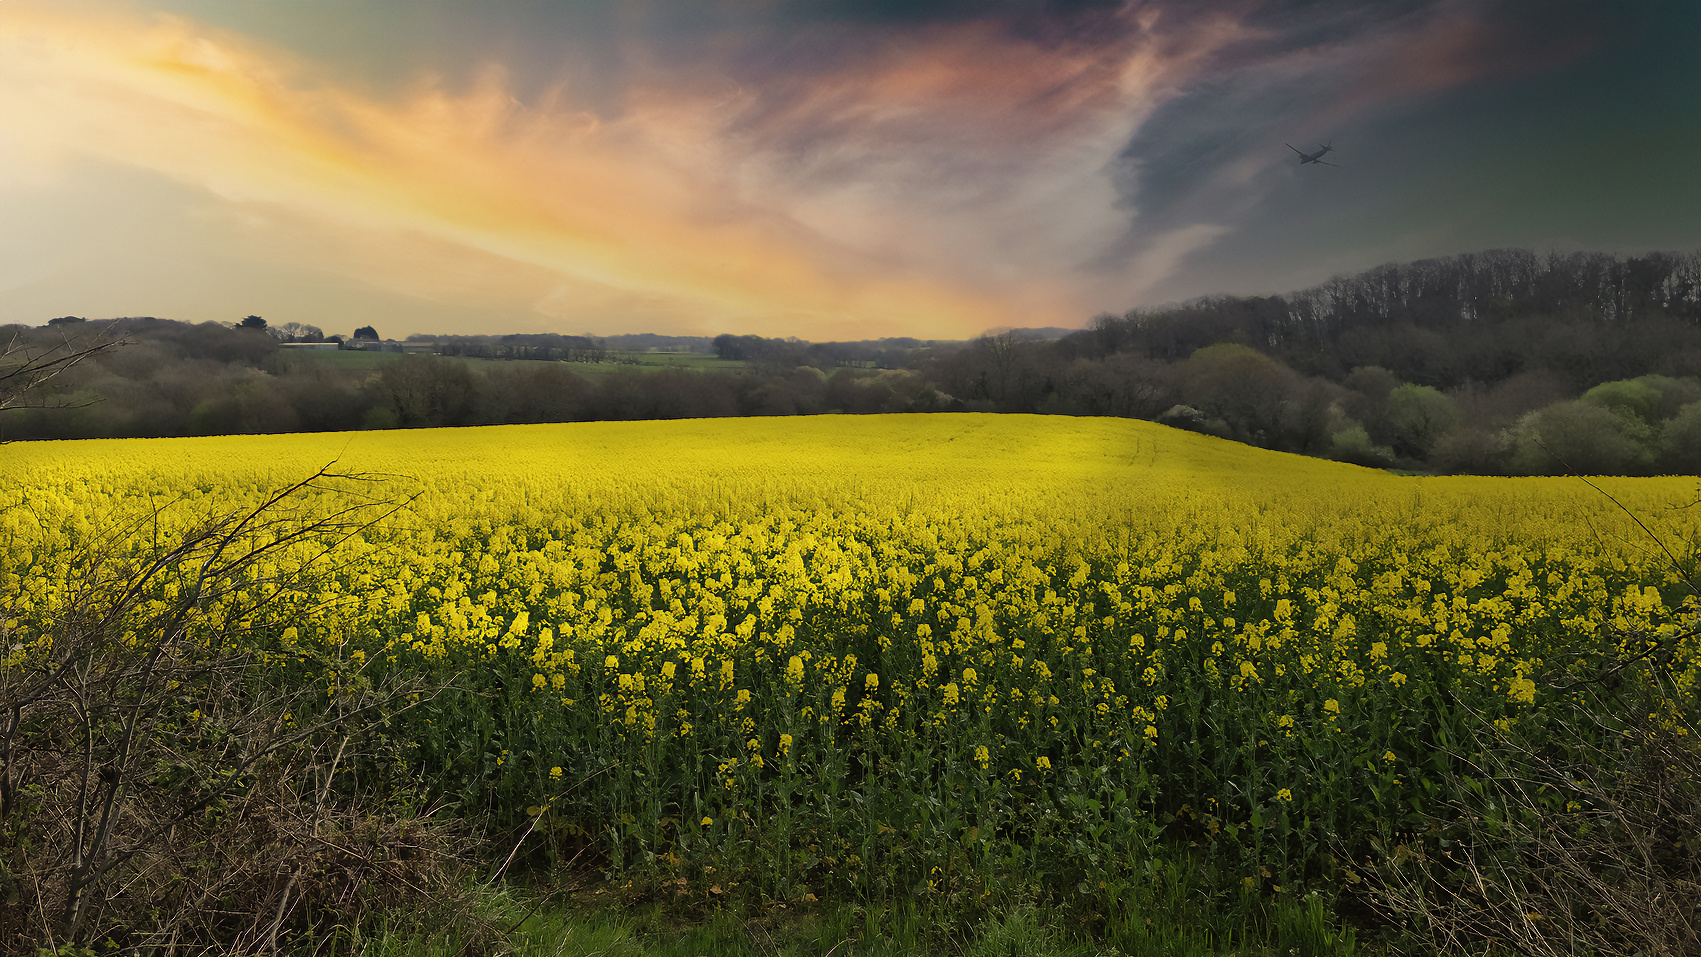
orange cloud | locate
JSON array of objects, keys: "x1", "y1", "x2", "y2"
[
  {"x1": 4, "y1": 6, "x2": 1201, "y2": 337},
  {"x1": 3, "y1": 1, "x2": 1272, "y2": 338}
]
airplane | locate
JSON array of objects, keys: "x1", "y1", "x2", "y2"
[{"x1": 1287, "y1": 142, "x2": 1338, "y2": 167}]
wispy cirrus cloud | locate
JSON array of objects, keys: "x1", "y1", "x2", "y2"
[
  {"x1": 1097, "y1": 0, "x2": 1603, "y2": 296},
  {"x1": 0, "y1": 1, "x2": 1629, "y2": 336}
]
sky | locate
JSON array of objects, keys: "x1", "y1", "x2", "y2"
[{"x1": 2, "y1": 1, "x2": 1697, "y2": 341}]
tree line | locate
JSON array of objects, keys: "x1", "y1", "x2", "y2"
[
  {"x1": 0, "y1": 318, "x2": 954, "y2": 441},
  {"x1": 923, "y1": 248, "x2": 1701, "y2": 475},
  {"x1": 7, "y1": 247, "x2": 1701, "y2": 474}
]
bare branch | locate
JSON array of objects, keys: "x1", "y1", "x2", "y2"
[{"x1": 0, "y1": 322, "x2": 125, "y2": 417}]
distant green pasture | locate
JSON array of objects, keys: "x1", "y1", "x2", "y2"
[
  {"x1": 278, "y1": 349, "x2": 746, "y2": 375},
  {"x1": 581, "y1": 351, "x2": 745, "y2": 374},
  {"x1": 274, "y1": 348, "x2": 401, "y2": 370}
]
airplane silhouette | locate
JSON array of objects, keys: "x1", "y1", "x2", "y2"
[{"x1": 1287, "y1": 142, "x2": 1338, "y2": 167}]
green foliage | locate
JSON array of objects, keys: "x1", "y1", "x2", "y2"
[
  {"x1": 1383, "y1": 384, "x2": 1459, "y2": 459},
  {"x1": 1582, "y1": 374, "x2": 1701, "y2": 425},
  {"x1": 359, "y1": 877, "x2": 1364, "y2": 956},
  {"x1": 1509, "y1": 400, "x2": 1655, "y2": 475},
  {"x1": 1329, "y1": 424, "x2": 1395, "y2": 468},
  {"x1": 1662, "y1": 400, "x2": 1701, "y2": 473},
  {"x1": 1178, "y1": 344, "x2": 1297, "y2": 444},
  {"x1": 1429, "y1": 426, "x2": 1505, "y2": 475}
]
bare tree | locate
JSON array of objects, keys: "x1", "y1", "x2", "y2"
[
  {"x1": 2, "y1": 343, "x2": 482, "y2": 952},
  {"x1": 0, "y1": 469, "x2": 475, "y2": 953},
  {"x1": 0, "y1": 322, "x2": 123, "y2": 415}
]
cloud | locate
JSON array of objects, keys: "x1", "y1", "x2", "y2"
[
  {"x1": 4, "y1": 2, "x2": 1271, "y2": 336},
  {"x1": 0, "y1": 6, "x2": 1049, "y2": 336},
  {"x1": 0, "y1": 1, "x2": 1613, "y2": 335},
  {"x1": 1076, "y1": 0, "x2": 1607, "y2": 303},
  {"x1": 616, "y1": 4, "x2": 1257, "y2": 311}
]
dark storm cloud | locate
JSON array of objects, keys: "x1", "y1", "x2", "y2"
[{"x1": 1096, "y1": 0, "x2": 1616, "y2": 276}]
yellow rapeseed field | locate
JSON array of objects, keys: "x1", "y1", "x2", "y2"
[{"x1": 4, "y1": 414, "x2": 1698, "y2": 902}]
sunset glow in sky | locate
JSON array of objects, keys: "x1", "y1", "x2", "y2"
[{"x1": 3, "y1": 1, "x2": 1697, "y2": 339}]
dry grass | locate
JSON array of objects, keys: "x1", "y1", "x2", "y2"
[
  {"x1": 1364, "y1": 617, "x2": 1701, "y2": 957},
  {"x1": 0, "y1": 469, "x2": 494, "y2": 955}
]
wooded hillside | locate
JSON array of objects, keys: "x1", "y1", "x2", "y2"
[{"x1": 8, "y1": 248, "x2": 1700, "y2": 474}]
